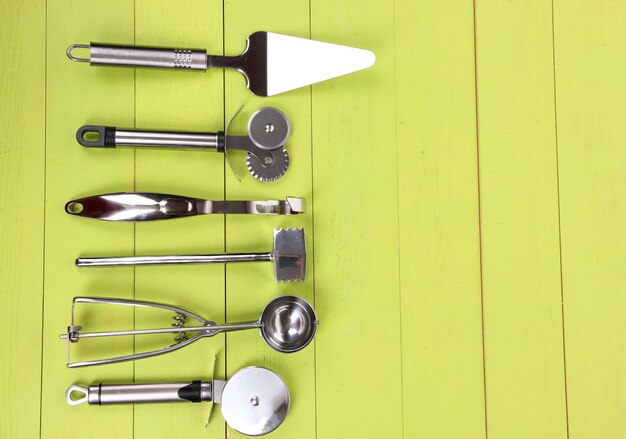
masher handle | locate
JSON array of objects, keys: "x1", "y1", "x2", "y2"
[
  {"x1": 67, "y1": 43, "x2": 208, "y2": 70},
  {"x1": 76, "y1": 253, "x2": 272, "y2": 267},
  {"x1": 66, "y1": 382, "x2": 212, "y2": 406}
]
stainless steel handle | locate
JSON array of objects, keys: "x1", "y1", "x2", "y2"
[
  {"x1": 76, "y1": 125, "x2": 221, "y2": 150},
  {"x1": 67, "y1": 43, "x2": 208, "y2": 70},
  {"x1": 76, "y1": 253, "x2": 273, "y2": 267},
  {"x1": 66, "y1": 382, "x2": 212, "y2": 406},
  {"x1": 66, "y1": 193, "x2": 203, "y2": 222},
  {"x1": 115, "y1": 129, "x2": 219, "y2": 149}
]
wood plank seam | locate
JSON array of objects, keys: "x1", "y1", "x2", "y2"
[
  {"x1": 472, "y1": 0, "x2": 490, "y2": 436},
  {"x1": 132, "y1": 1, "x2": 136, "y2": 438},
  {"x1": 391, "y1": 0, "x2": 407, "y2": 436},
  {"x1": 39, "y1": 0, "x2": 49, "y2": 437},
  {"x1": 307, "y1": 0, "x2": 319, "y2": 437},
  {"x1": 550, "y1": 1, "x2": 571, "y2": 437}
]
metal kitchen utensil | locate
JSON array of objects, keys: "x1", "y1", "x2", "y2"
[
  {"x1": 60, "y1": 295, "x2": 318, "y2": 367},
  {"x1": 66, "y1": 193, "x2": 304, "y2": 221},
  {"x1": 66, "y1": 31, "x2": 376, "y2": 96},
  {"x1": 76, "y1": 228, "x2": 306, "y2": 282},
  {"x1": 76, "y1": 106, "x2": 291, "y2": 182},
  {"x1": 66, "y1": 362, "x2": 290, "y2": 436}
]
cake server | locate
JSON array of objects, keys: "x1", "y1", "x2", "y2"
[{"x1": 66, "y1": 31, "x2": 376, "y2": 96}]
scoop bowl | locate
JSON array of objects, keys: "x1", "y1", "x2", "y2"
[{"x1": 259, "y1": 295, "x2": 318, "y2": 353}]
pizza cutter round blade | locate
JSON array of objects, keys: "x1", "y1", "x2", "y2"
[{"x1": 221, "y1": 367, "x2": 290, "y2": 436}]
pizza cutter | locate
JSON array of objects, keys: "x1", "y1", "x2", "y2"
[
  {"x1": 66, "y1": 31, "x2": 376, "y2": 96},
  {"x1": 76, "y1": 107, "x2": 291, "y2": 182},
  {"x1": 60, "y1": 295, "x2": 318, "y2": 367},
  {"x1": 65, "y1": 193, "x2": 304, "y2": 221},
  {"x1": 65, "y1": 360, "x2": 290, "y2": 437}
]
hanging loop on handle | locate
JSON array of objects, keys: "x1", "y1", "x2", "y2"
[
  {"x1": 65, "y1": 193, "x2": 201, "y2": 222},
  {"x1": 76, "y1": 125, "x2": 116, "y2": 147},
  {"x1": 66, "y1": 44, "x2": 90, "y2": 62}
]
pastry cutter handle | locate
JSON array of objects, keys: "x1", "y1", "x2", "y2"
[
  {"x1": 67, "y1": 43, "x2": 208, "y2": 70},
  {"x1": 66, "y1": 381, "x2": 212, "y2": 406},
  {"x1": 76, "y1": 125, "x2": 224, "y2": 151},
  {"x1": 65, "y1": 193, "x2": 205, "y2": 222}
]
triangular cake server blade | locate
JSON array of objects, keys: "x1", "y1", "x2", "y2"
[{"x1": 265, "y1": 32, "x2": 375, "y2": 96}]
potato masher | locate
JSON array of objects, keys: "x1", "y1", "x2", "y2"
[{"x1": 76, "y1": 228, "x2": 306, "y2": 282}]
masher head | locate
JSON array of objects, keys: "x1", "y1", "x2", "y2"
[
  {"x1": 259, "y1": 296, "x2": 318, "y2": 353},
  {"x1": 272, "y1": 228, "x2": 306, "y2": 282}
]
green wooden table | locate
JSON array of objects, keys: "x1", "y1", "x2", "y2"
[{"x1": 2, "y1": 1, "x2": 625, "y2": 438}]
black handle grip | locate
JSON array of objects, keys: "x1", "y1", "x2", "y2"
[{"x1": 76, "y1": 125, "x2": 116, "y2": 147}]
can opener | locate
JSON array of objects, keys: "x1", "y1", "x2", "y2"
[{"x1": 66, "y1": 193, "x2": 304, "y2": 221}]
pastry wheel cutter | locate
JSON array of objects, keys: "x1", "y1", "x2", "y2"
[
  {"x1": 66, "y1": 355, "x2": 290, "y2": 436},
  {"x1": 77, "y1": 106, "x2": 291, "y2": 182},
  {"x1": 66, "y1": 193, "x2": 304, "y2": 221},
  {"x1": 76, "y1": 228, "x2": 306, "y2": 282}
]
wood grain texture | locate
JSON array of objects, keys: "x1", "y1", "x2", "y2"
[
  {"x1": 0, "y1": 0, "x2": 45, "y2": 437},
  {"x1": 6, "y1": 1, "x2": 626, "y2": 438},
  {"x1": 41, "y1": 1, "x2": 136, "y2": 438},
  {"x1": 41, "y1": 0, "x2": 133, "y2": 438},
  {"x1": 396, "y1": 1, "x2": 487, "y2": 437},
  {"x1": 311, "y1": 0, "x2": 404, "y2": 437},
  {"x1": 475, "y1": 1, "x2": 568, "y2": 437},
  {"x1": 223, "y1": 1, "x2": 316, "y2": 438},
  {"x1": 133, "y1": 1, "x2": 226, "y2": 438},
  {"x1": 553, "y1": 1, "x2": 626, "y2": 437}
]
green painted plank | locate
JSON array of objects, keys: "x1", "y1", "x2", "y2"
[
  {"x1": 223, "y1": 1, "x2": 316, "y2": 438},
  {"x1": 553, "y1": 1, "x2": 626, "y2": 437},
  {"x1": 0, "y1": 0, "x2": 45, "y2": 437},
  {"x1": 396, "y1": 1, "x2": 486, "y2": 437},
  {"x1": 475, "y1": 1, "x2": 567, "y2": 437},
  {"x1": 133, "y1": 1, "x2": 226, "y2": 437},
  {"x1": 311, "y1": 0, "x2": 403, "y2": 437},
  {"x1": 41, "y1": 1, "x2": 136, "y2": 438}
]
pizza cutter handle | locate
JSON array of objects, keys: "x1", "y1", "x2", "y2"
[
  {"x1": 66, "y1": 382, "x2": 212, "y2": 406},
  {"x1": 65, "y1": 193, "x2": 205, "y2": 222},
  {"x1": 67, "y1": 43, "x2": 208, "y2": 70},
  {"x1": 76, "y1": 125, "x2": 224, "y2": 151}
]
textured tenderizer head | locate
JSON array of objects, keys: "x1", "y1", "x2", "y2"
[{"x1": 272, "y1": 228, "x2": 306, "y2": 282}]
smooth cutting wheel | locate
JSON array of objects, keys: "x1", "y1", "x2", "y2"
[{"x1": 220, "y1": 367, "x2": 290, "y2": 436}]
